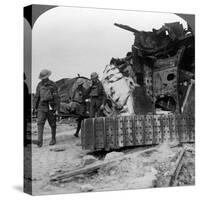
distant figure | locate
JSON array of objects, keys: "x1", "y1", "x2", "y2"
[
  {"x1": 87, "y1": 72, "x2": 106, "y2": 118},
  {"x1": 33, "y1": 69, "x2": 60, "y2": 147}
]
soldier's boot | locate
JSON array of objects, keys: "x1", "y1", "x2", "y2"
[
  {"x1": 49, "y1": 127, "x2": 56, "y2": 145},
  {"x1": 37, "y1": 125, "x2": 44, "y2": 147}
]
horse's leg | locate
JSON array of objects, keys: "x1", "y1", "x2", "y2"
[{"x1": 74, "y1": 117, "x2": 82, "y2": 137}]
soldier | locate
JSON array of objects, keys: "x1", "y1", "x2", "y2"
[
  {"x1": 72, "y1": 80, "x2": 87, "y2": 137},
  {"x1": 88, "y1": 72, "x2": 106, "y2": 118},
  {"x1": 33, "y1": 69, "x2": 59, "y2": 147}
]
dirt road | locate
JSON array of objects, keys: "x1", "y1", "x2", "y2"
[
  {"x1": 30, "y1": 121, "x2": 89, "y2": 195},
  {"x1": 27, "y1": 121, "x2": 195, "y2": 195}
]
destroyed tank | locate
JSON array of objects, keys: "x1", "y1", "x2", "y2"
[{"x1": 81, "y1": 21, "x2": 195, "y2": 151}]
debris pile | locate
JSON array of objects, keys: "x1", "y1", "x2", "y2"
[
  {"x1": 175, "y1": 145, "x2": 195, "y2": 186},
  {"x1": 50, "y1": 144, "x2": 195, "y2": 192},
  {"x1": 80, "y1": 184, "x2": 94, "y2": 192},
  {"x1": 81, "y1": 155, "x2": 97, "y2": 167}
]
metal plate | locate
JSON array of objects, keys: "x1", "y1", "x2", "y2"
[
  {"x1": 83, "y1": 118, "x2": 95, "y2": 150},
  {"x1": 117, "y1": 117, "x2": 124, "y2": 147},
  {"x1": 105, "y1": 117, "x2": 116, "y2": 150},
  {"x1": 81, "y1": 119, "x2": 85, "y2": 149},
  {"x1": 123, "y1": 116, "x2": 134, "y2": 146},
  {"x1": 94, "y1": 117, "x2": 105, "y2": 150},
  {"x1": 162, "y1": 115, "x2": 170, "y2": 142},
  {"x1": 153, "y1": 115, "x2": 162, "y2": 144},
  {"x1": 81, "y1": 113, "x2": 195, "y2": 151},
  {"x1": 144, "y1": 115, "x2": 154, "y2": 145},
  {"x1": 153, "y1": 67, "x2": 178, "y2": 96},
  {"x1": 134, "y1": 115, "x2": 144, "y2": 145},
  {"x1": 168, "y1": 114, "x2": 177, "y2": 141}
]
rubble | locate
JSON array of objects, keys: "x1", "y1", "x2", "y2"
[
  {"x1": 80, "y1": 184, "x2": 94, "y2": 192},
  {"x1": 81, "y1": 155, "x2": 97, "y2": 166},
  {"x1": 48, "y1": 136, "x2": 194, "y2": 192},
  {"x1": 50, "y1": 147, "x2": 66, "y2": 152},
  {"x1": 126, "y1": 172, "x2": 157, "y2": 189},
  {"x1": 104, "y1": 151, "x2": 124, "y2": 161}
]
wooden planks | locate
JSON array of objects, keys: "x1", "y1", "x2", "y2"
[
  {"x1": 81, "y1": 114, "x2": 195, "y2": 151},
  {"x1": 50, "y1": 146, "x2": 158, "y2": 182}
]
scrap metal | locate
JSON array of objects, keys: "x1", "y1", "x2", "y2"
[{"x1": 82, "y1": 22, "x2": 195, "y2": 151}]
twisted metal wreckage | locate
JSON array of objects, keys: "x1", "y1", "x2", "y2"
[{"x1": 57, "y1": 22, "x2": 195, "y2": 151}]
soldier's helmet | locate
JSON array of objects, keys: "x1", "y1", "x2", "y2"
[
  {"x1": 39, "y1": 69, "x2": 52, "y2": 80},
  {"x1": 90, "y1": 72, "x2": 98, "y2": 79}
]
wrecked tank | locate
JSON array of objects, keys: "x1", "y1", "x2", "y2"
[
  {"x1": 105, "y1": 22, "x2": 194, "y2": 115},
  {"x1": 81, "y1": 22, "x2": 195, "y2": 151}
]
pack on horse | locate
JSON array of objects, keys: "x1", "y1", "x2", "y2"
[{"x1": 56, "y1": 77, "x2": 91, "y2": 137}]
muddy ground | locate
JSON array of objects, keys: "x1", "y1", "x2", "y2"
[{"x1": 26, "y1": 120, "x2": 195, "y2": 195}]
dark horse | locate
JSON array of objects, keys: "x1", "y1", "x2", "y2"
[{"x1": 56, "y1": 77, "x2": 91, "y2": 137}]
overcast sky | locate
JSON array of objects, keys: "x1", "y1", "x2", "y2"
[{"x1": 32, "y1": 6, "x2": 187, "y2": 92}]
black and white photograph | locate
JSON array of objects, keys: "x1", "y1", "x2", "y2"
[{"x1": 23, "y1": 4, "x2": 195, "y2": 196}]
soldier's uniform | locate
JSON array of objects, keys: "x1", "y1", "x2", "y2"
[
  {"x1": 88, "y1": 72, "x2": 106, "y2": 118},
  {"x1": 33, "y1": 70, "x2": 59, "y2": 147},
  {"x1": 72, "y1": 82, "x2": 87, "y2": 137}
]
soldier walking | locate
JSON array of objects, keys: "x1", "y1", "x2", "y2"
[
  {"x1": 33, "y1": 69, "x2": 59, "y2": 147},
  {"x1": 88, "y1": 72, "x2": 106, "y2": 118},
  {"x1": 72, "y1": 80, "x2": 87, "y2": 137}
]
